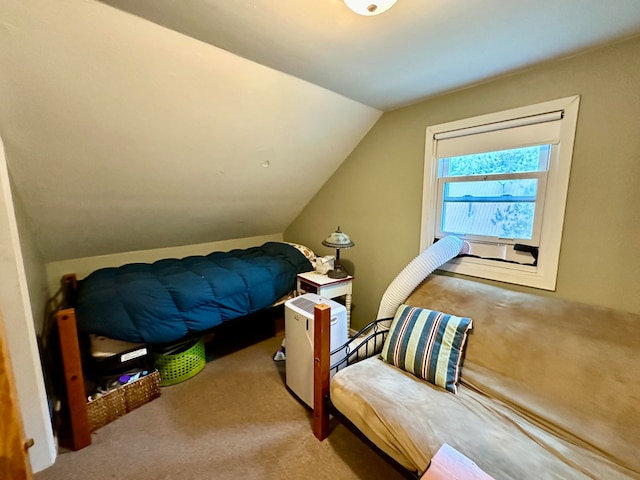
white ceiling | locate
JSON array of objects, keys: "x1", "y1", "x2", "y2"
[{"x1": 1, "y1": 0, "x2": 640, "y2": 263}]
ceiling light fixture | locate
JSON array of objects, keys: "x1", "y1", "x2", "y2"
[{"x1": 344, "y1": 0, "x2": 397, "y2": 16}]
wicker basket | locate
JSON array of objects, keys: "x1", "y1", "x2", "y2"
[
  {"x1": 153, "y1": 337, "x2": 206, "y2": 386},
  {"x1": 87, "y1": 370, "x2": 161, "y2": 431}
]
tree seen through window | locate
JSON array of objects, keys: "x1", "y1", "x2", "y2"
[{"x1": 440, "y1": 145, "x2": 549, "y2": 240}]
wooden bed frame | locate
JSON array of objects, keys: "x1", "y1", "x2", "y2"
[
  {"x1": 50, "y1": 273, "x2": 286, "y2": 451},
  {"x1": 52, "y1": 274, "x2": 91, "y2": 450}
]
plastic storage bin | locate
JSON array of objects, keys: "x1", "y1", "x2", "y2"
[{"x1": 152, "y1": 337, "x2": 206, "y2": 386}]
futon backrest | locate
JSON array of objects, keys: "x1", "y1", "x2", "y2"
[{"x1": 405, "y1": 274, "x2": 640, "y2": 473}]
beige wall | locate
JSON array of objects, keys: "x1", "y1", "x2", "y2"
[{"x1": 285, "y1": 35, "x2": 640, "y2": 330}]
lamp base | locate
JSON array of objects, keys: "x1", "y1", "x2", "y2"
[{"x1": 327, "y1": 265, "x2": 349, "y2": 279}]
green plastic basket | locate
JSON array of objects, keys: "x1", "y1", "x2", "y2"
[{"x1": 153, "y1": 337, "x2": 206, "y2": 386}]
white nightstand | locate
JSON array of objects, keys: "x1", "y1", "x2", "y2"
[{"x1": 296, "y1": 271, "x2": 353, "y2": 331}]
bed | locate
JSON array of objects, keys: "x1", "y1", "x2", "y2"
[
  {"x1": 72, "y1": 241, "x2": 315, "y2": 344},
  {"x1": 51, "y1": 241, "x2": 315, "y2": 450}
]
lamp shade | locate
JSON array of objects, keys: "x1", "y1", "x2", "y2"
[
  {"x1": 322, "y1": 227, "x2": 354, "y2": 249},
  {"x1": 344, "y1": 0, "x2": 397, "y2": 16}
]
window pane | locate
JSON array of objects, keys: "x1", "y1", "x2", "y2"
[
  {"x1": 439, "y1": 145, "x2": 550, "y2": 177},
  {"x1": 441, "y1": 178, "x2": 538, "y2": 239}
]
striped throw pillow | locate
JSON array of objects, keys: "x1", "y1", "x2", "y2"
[{"x1": 380, "y1": 304, "x2": 473, "y2": 394}]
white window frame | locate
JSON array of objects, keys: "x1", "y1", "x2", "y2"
[{"x1": 420, "y1": 95, "x2": 580, "y2": 291}]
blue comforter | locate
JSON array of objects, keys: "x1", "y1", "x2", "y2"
[{"x1": 75, "y1": 242, "x2": 313, "y2": 344}]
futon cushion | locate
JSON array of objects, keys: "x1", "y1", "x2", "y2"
[
  {"x1": 330, "y1": 356, "x2": 636, "y2": 478},
  {"x1": 380, "y1": 304, "x2": 472, "y2": 393}
]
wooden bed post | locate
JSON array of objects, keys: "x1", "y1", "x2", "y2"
[
  {"x1": 56, "y1": 307, "x2": 91, "y2": 450},
  {"x1": 313, "y1": 303, "x2": 331, "y2": 440},
  {"x1": 60, "y1": 274, "x2": 78, "y2": 308}
]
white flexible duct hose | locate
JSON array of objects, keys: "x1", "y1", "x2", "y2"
[
  {"x1": 342, "y1": 236, "x2": 466, "y2": 363},
  {"x1": 376, "y1": 235, "x2": 465, "y2": 320}
]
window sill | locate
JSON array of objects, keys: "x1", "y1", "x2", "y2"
[{"x1": 438, "y1": 256, "x2": 555, "y2": 291}]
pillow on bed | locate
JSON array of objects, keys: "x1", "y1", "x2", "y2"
[
  {"x1": 380, "y1": 304, "x2": 472, "y2": 394},
  {"x1": 284, "y1": 242, "x2": 317, "y2": 268}
]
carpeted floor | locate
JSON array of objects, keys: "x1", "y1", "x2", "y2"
[{"x1": 36, "y1": 323, "x2": 405, "y2": 480}]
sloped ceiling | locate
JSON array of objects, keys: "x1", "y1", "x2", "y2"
[
  {"x1": 2, "y1": 0, "x2": 640, "y2": 263},
  {"x1": 0, "y1": 1, "x2": 380, "y2": 262}
]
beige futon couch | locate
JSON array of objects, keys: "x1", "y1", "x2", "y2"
[{"x1": 329, "y1": 274, "x2": 640, "y2": 479}]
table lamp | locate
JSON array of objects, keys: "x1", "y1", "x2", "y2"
[{"x1": 322, "y1": 227, "x2": 355, "y2": 279}]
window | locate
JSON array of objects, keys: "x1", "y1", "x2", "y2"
[{"x1": 421, "y1": 96, "x2": 580, "y2": 290}]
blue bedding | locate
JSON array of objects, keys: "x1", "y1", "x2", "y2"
[{"x1": 75, "y1": 242, "x2": 313, "y2": 344}]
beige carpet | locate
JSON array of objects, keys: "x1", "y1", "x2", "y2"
[{"x1": 36, "y1": 326, "x2": 405, "y2": 480}]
